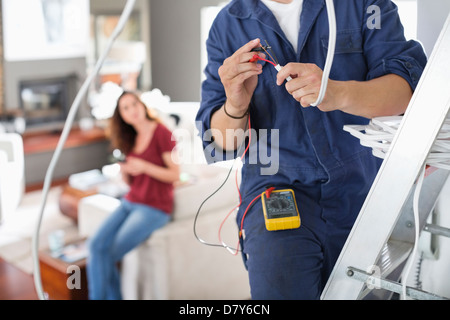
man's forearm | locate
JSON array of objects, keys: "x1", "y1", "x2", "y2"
[{"x1": 331, "y1": 74, "x2": 413, "y2": 119}]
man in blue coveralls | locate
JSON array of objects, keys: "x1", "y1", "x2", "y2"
[{"x1": 196, "y1": 0, "x2": 427, "y2": 299}]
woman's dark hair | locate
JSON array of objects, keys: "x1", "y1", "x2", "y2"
[{"x1": 107, "y1": 91, "x2": 159, "y2": 155}]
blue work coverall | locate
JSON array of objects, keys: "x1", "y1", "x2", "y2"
[{"x1": 196, "y1": 0, "x2": 427, "y2": 299}]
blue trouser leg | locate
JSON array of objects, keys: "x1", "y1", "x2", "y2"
[
  {"x1": 237, "y1": 185, "x2": 358, "y2": 300},
  {"x1": 86, "y1": 199, "x2": 170, "y2": 300},
  {"x1": 238, "y1": 186, "x2": 328, "y2": 300}
]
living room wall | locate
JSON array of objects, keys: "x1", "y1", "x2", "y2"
[{"x1": 149, "y1": 0, "x2": 226, "y2": 102}]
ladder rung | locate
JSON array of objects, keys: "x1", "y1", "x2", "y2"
[
  {"x1": 357, "y1": 240, "x2": 412, "y2": 299},
  {"x1": 424, "y1": 223, "x2": 450, "y2": 238},
  {"x1": 346, "y1": 267, "x2": 448, "y2": 300}
]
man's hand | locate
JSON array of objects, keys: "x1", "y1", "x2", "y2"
[
  {"x1": 276, "y1": 62, "x2": 338, "y2": 111},
  {"x1": 218, "y1": 38, "x2": 264, "y2": 117}
]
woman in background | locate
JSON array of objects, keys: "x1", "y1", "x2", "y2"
[{"x1": 86, "y1": 91, "x2": 179, "y2": 300}]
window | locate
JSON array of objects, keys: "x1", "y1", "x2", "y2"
[
  {"x1": 2, "y1": 0, "x2": 89, "y2": 61},
  {"x1": 393, "y1": 0, "x2": 418, "y2": 40}
]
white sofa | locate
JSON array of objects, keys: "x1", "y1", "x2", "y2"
[{"x1": 78, "y1": 163, "x2": 251, "y2": 300}]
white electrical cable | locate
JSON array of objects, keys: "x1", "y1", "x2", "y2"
[
  {"x1": 275, "y1": 64, "x2": 293, "y2": 82},
  {"x1": 274, "y1": 0, "x2": 335, "y2": 103},
  {"x1": 310, "y1": 0, "x2": 336, "y2": 107},
  {"x1": 31, "y1": 0, "x2": 137, "y2": 300},
  {"x1": 401, "y1": 164, "x2": 426, "y2": 300},
  {"x1": 344, "y1": 116, "x2": 450, "y2": 170}
]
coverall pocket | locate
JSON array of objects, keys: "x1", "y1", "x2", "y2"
[{"x1": 321, "y1": 28, "x2": 363, "y2": 54}]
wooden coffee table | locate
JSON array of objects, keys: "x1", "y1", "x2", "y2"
[
  {"x1": 38, "y1": 239, "x2": 89, "y2": 300},
  {"x1": 58, "y1": 184, "x2": 97, "y2": 223}
]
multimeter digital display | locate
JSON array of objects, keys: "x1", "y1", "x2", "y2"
[{"x1": 261, "y1": 189, "x2": 301, "y2": 231}]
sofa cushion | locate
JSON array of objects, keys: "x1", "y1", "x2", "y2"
[{"x1": 78, "y1": 194, "x2": 121, "y2": 238}]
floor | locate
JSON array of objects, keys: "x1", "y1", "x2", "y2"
[
  {"x1": 0, "y1": 186, "x2": 76, "y2": 300},
  {"x1": 0, "y1": 257, "x2": 38, "y2": 300}
]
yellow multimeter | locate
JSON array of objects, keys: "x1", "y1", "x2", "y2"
[{"x1": 261, "y1": 188, "x2": 301, "y2": 231}]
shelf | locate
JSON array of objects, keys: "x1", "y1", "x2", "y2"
[
  {"x1": 22, "y1": 125, "x2": 110, "y2": 191},
  {"x1": 22, "y1": 126, "x2": 107, "y2": 155}
]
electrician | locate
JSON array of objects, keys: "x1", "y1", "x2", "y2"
[{"x1": 196, "y1": 0, "x2": 427, "y2": 299}]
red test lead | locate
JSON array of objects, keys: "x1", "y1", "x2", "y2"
[
  {"x1": 250, "y1": 54, "x2": 276, "y2": 66},
  {"x1": 251, "y1": 41, "x2": 292, "y2": 82}
]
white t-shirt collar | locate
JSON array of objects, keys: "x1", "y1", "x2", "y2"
[{"x1": 260, "y1": 0, "x2": 303, "y2": 53}]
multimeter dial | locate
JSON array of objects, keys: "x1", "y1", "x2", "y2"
[
  {"x1": 267, "y1": 198, "x2": 289, "y2": 209},
  {"x1": 265, "y1": 192, "x2": 297, "y2": 218}
]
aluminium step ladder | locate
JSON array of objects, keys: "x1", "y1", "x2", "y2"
[{"x1": 321, "y1": 13, "x2": 450, "y2": 300}]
